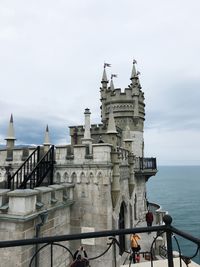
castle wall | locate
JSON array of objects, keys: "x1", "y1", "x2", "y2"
[{"x1": 0, "y1": 184, "x2": 74, "y2": 267}]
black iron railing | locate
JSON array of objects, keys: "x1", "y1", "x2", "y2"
[
  {"x1": 0, "y1": 215, "x2": 199, "y2": 267},
  {"x1": 7, "y1": 146, "x2": 54, "y2": 190},
  {"x1": 135, "y1": 157, "x2": 157, "y2": 170}
]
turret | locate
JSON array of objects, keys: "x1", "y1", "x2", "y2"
[
  {"x1": 101, "y1": 67, "x2": 109, "y2": 88},
  {"x1": 100, "y1": 64, "x2": 110, "y2": 124},
  {"x1": 5, "y1": 114, "x2": 16, "y2": 150},
  {"x1": 109, "y1": 77, "x2": 115, "y2": 91},
  {"x1": 82, "y1": 108, "x2": 92, "y2": 153},
  {"x1": 130, "y1": 59, "x2": 137, "y2": 80},
  {"x1": 43, "y1": 125, "x2": 51, "y2": 152}
]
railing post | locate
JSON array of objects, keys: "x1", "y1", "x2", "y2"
[
  {"x1": 113, "y1": 236, "x2": 117, "y2": 267},
  {"x1": 51, "y1": 243, "x2": 53, "y2": 267},
  {"x1": 163, "y1": 215, "x2": 174, "y2": 267}
]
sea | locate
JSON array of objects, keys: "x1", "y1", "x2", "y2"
[{"x1": 146, "y1": 166, "x2": 200, "y2": 264}]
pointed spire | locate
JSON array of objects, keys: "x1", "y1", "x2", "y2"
[
  {"x1": 5, "y1": 114, "x2": 16, "y2": 141},
  {"x1": 101, "y1": 62, "x2": 110, "y2": 85},
  {"x1": 107, "y1": 106, "x2": 117, "y2": 134},
  {"x1": 110, "y1": 78, "x2": 115, "y2": 91},
  {"x1": 43, "y1": 125, "x2": 51, "y2": 145},
  {"x1": 130, "y1": 59, "x2": 137, "y2": 79},
  {"x1": 101, "y1": 68, "x2": 108, "y2": 83}
]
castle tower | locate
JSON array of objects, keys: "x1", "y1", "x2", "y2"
[
  {"x1": 5, "y1": 114, "x2": 16, "y2": 150},
  {"x1": 100, "y1": 61, "x2": 145, "y2": 157}
]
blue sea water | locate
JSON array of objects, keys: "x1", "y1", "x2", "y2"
[{"x1": 146, "y1": 166, "x2": 200, "y2": 264}]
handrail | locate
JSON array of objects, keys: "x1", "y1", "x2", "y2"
[
  {"x1": 7, "y1": 146, "x2": 40, "y2": 190},
  {"x1": 20, "y1": 145, "x2": 54, "y2": 189},
  {"x1": 0, "y1": 215, "x2": 199, "y2": 267},
  {"x1": 134, "y1": 157, "x2": 157, "y2": 170},
  {"x1": 7, "y1": 146, "x2": 54, "y2": 190}
]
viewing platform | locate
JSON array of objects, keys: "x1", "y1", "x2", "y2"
[{"x1": 134, "y1": 157, "x2": 157, "y2": 180}]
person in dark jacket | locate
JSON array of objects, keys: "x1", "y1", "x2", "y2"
[
  {"x1": 146, "y1": 210, "x2": 154, "y2": 227},
  {"x1": 70, "y1": 246, "x2": 89, "y2": 267}
]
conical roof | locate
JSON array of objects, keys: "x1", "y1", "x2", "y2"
[
  {"x1": 43, "y1": 125, "x2": 51, "y2": 145},
  {"x1": 101, "y1": 68, "x2": 108, "y2": 83},
  {"x1": 130, "y1": 61, "x2": 137, "y2": 79},
  {"x1": 110, "y1": 78, "x2": 115, "y2": 91},
  {"x1": 5, "y1": 114, "x2": 16, "y2": 140}
]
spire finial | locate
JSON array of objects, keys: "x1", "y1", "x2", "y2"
[
  {"x1": 10, "y1": 114, "x2": 13, "y2": 123},
  {"x1": 101, "y1": 62, "x2": 111, "y2": 84},
  {"x1": 104, "y1": 62, "x2": 111, "y2": 68},
  {"x1": 130, "y1": 59, "x2": 137, "y2": 79},
  {"x1": 102, "y1": 68, "x2": 108, "y2": 83}
]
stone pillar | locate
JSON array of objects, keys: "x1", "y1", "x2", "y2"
[
  {"x1": 5, "y1": 114, "x2": 16, "y2": 161},
  {"x1": 83, "y1": 108, "x2": 91, "y2": 140},
  {"x1": 82, "y1": 108, "x2": 93, "y2": 153},
  {"x1": 49, "y1": 184, "x2": 65, "y2": 203},
  {"x1": 128, "y1": 154, "x2": 135, "y2": 198},
  {"x1": 34, "y1": 186, "x2": 53, "y2": 210},
  {"x1": 111, "y1": 151, "x2": 120, "y2": 208},
  {"x1": 7, "y1": 189, "x2": 38, "y2": 215}
]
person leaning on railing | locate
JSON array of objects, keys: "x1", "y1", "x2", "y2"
[{"x1": 70, "y1": 246, "x2": 89, "y2": 267}]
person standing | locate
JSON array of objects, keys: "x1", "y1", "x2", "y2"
[
  {"x1": 130, "y1": 233, "x2": 141, "y2": 264},
  {"x1": 146, "y1": 210, "x2": 154, "y2": 227}
]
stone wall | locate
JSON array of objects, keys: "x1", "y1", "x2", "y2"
[{"x1": 0, "y1": 184, "x2": 74, "y2": 267}]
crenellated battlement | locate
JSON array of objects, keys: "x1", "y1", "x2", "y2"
[
  {"x1": 0, "y1": 184, "x2": 74, "y2": 217},
  {"x1": 106, "y1": 87, "x2": 133, "y2": 99}
]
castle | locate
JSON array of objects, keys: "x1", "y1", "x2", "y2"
[{"x1": 0, "y1": 61, "x2": 157, "y2": 267}]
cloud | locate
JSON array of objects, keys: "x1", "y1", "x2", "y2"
[
  {"x1": 0, "y1": 116, "x2": 70, "y2": 146},
  {"x1": 1, "y1": 0, "x2": 200, "y2": 164},
  {"x1": 145, "y1": 79, "x2": 200, "y2": 132}
]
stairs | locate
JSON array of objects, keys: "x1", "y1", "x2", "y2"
[{"x1": 7, "y1": 146, "x2": 55, "y2": 190}]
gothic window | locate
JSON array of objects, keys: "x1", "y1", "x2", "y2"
[
  {"x1": 55, "y1": 172, "x2": 61, "y2": 183},
  {"x1": 80, "y1": 172, "x2": 89, "y2": 184},
  {"x1": 89, "y1": 172, "x2": 94, "y2": 183},
  {"x1": 71, "y1": 172, "x2": 77, "y2": 183},
  {"x1": 63, "y1": 172, "x2": 69, "y2": 183}
]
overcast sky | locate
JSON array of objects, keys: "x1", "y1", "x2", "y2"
[{"x1": 0, "y1": 0, "x2": 200, "y2": 165}]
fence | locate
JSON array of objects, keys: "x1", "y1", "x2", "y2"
[{"x1": 0, "y1": 215, "x2": 199, "y2": 267}]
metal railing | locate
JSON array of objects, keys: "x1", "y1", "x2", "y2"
[
  {"x1": 7, "y1": 146, "x2": 54, "y2": 190},
  {"x1": 135, "y1": 157, "x2": 157, "y2": 171},
  {"x1": 0, "y1": 215, "x2": 199, "y2": 267}
]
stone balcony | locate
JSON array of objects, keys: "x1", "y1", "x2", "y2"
[{"x1": 134, "y1": 157, "x2": 157, "y2": 181}]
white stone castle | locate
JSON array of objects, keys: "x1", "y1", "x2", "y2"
[{"x1": 0, "y1": 61, "x2": 157, "y2": 267}]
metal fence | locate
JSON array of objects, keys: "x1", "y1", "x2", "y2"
[{"x1": 0, "y1": 215, "x2": 199, "y2": 267}]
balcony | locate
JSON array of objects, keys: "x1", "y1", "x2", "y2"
[{"x1": 134, "y1": 157, "x2": 157, "y2": 181}]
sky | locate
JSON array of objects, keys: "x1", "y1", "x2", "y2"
[{"x1": 0, "y1": 0, "x2": 200, "y2": 165}]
